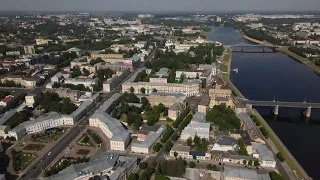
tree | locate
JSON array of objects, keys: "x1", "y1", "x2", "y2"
[
  {"x1": 248, "y1": 160, "x2": 253, "y2": 166},
  {"x1": 206, "y1": 104, "x2": 240, "y2": 131},
  {"x1": 193, "y1": 135, "x2": 200, "y2": 146},
  {"x1": 140, "y1": 87, "x2": 146, "y2": 94},
  {"x1": 254, "y1": 160, "x2": 260, "y2": 166},
  {"x1": 130, "y1": 86, "x2": 135, "y2": 93},
  {"x1": 82, "y1": 68, "x2": 90, "y2": 76},
  {"x1": 238, "y1": 138, "x2": 248, "y2": 155},
  {"x1": 128, "y1": 174, "x2": 139, "y2": 180},
  {"x1": 242, "y1": 160, "x2": 247, "y2": 165},
  {"x1": 179, "y1": 73, "x2": 186, "y2": 83},
  {"x1": 269, "y1": 171, "x2": 285, "y2": 180},
  {"x1": 163, "y1": 108, "x2": 168, "y2": 116},
  {"x1": 189, "y1": 161, "x2": 196, "y2": 168},
  {"x1": 159, "y1": 157, "x2": 186, "y2": 177},
  {"x1": 139, "y1": 162, "x2": 148, "y2": 170},
  {"x1": 152, "y1": 88, "x2": 158, "y2": 92},
  {"x1": 174, "y1": 151, "x2": 178, "y2": 158},
  {"x1": 141, "y1": 97, "x2": 149, "y2": 105},
  {"x1": 276, "y1": 152, "x2": 285, "y2": 162},
  {"x1": 52, "y1": 82, "x2": 61, "y2": 88},
  {"x1": 206, "y1": 164, "x2": 213, "y2": 170},
  {"x1": 153, "y1": 142, "x2": 163, "y2": 152},
  {"x1": 187, "y1": 137, "x2": 193, "y2": 146}
]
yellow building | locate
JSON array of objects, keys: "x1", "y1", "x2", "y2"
[
  {"x1": 1, "y1": 76, "x2": 37, "y2": 88},
  {"x1": 209, "y1": 87, "x2": 232, "y2": 99},
  {"x1": 90, "y1": 53, "x2": 124, "y2": 61},
  {"x1": 210, "y1": 97, "x2": 234, "y2": 108},
  {"x1": 198, "y1": 95, "x2": 210, "y2": 113},
  {"x1": 81, "y1": 65, "x2": 97, "y2": 73}
]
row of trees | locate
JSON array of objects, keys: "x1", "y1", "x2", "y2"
[
  {"x1": 5, "y1": 111, "x2": 31, "y2": 128},
  {"x1": 172, "y1": 107, "x2": 191, "y2": 128},
  {"x1": 159, "y1": 157, "x2": 186, "y2": 177},
  {"x1": 288, "y1": 46, "x2": 319, "y2": 58},
  {"x1": 186, "y1": 135, "x2": 209, "y2": 153},
  {"x1": 39, "y1": 92, "x2": 77, "y2": 114},
  {"x1": 206, "y1": 105, "x2": 241, "y2": 131},
  {"x1": 53, "y1": 82, "x2": 91, "y2": 92},
  {"x1": 238, "y1": 138, "x2": 248, "y2": 155},
  {"x1": 146, "y1": 44, "x2": 223, "y2": 71},
  {"x1": 0, "y1": 90, "x2": 10, "y2": 99},
  {"x1": 44, "y1": 156, "x2": 89, "y2": 177}
]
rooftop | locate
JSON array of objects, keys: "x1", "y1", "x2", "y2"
[{"x1": 215, "y1": 136, "x2": 237, "y2": 146}]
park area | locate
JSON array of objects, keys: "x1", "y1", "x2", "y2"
[
  {"x1": 31, "y1": 128, "x2": 65, "y2": 143},
  {"x1": 11, "y1": 149, "x2": 37, "y2": 172},
  {"x1": 76, "y1": 133, "x2": 95, "y2": 147},
  {"x1": 23, "y1": 144, "x2": 45, "y2": 151}
]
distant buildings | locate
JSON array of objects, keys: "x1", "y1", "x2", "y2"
[
  {"x1": 64, "y1": 78, "x2": 97, "y2": 89},
  {"x1": 24, "y1": 45, "x2": 35, "y2": 54},
  {"x1": 46, "y1": 152, "x2": 137, "y2": 180},
  {"x1": 169, "y1": 143, "x2": 211, "y2": 160},
  {"x1": 1, "y1": 75, "x2": 39, "y2": 88},
  {"x1": 35, "y1": 38, "x2": 52, "y2": 45},
  {"x1": 134, "y1": 41, "x2": 147, "y2": 49}
]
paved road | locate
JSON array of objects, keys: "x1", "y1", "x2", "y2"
[{"x1": 19, "y1": 49, "x2": 156, "y2": 180}]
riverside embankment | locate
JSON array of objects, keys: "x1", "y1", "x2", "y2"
[{"x1": 220, "y1": 47, "x2": 308, "y2": 180}]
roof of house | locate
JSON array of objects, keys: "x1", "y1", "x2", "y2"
[
  {"x1": 191, "y1": 112, "x2": 206, "y2": 122},
  {"x1": 224, "y1": 167, "x2": 270, "y2": 180},
  {"x1": 169, "y1": 102, "x2": 185, "y2": 111},
  {"x1": 170, "y1": 143, "x2": 191, "y2": 153},
  {"x1": 132, "y1": 125, "x2": 166, "y2": 149},
  {"x1": 47, "y1": 152, "x2": 137, "y2": 180},
  {"x1": 238, "y1": 112, "x2": 254, "y2": 129},
  {"x1": 252, "y1": 142, "x2": 276, "y2": 162},
  {"x1": 1, "y1": 95, "x2": 14, "y2": 103},
  {"x1": 215, "y1": 136, "x2": 237, "y2": 146}
]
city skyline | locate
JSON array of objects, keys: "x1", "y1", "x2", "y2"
[{"x1": 0, "y1": 0, "x2": 320, "y2": 12}]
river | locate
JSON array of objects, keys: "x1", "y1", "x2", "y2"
[{"x1": 207, "y1": 26, "x2": 320, "y2": 179}]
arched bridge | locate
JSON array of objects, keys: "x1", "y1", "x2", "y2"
[{"x1": 240, "y1": 99, "x2": 320, "y2": 117}]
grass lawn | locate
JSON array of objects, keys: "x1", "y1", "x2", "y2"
[
  {"x1": 76, "y1": 134, "x2": 95, "y2": 147},
  {"x1": 76, "y1": 149, "x2": 90, "y2": 156},
  {"x1": 23, "y1": 144, "x2": 45, "y2": 151},
  {"x1": 31, "y1": 130, "x2": 64, "y2": 143},
  {"x1": 21, "y1": 153, "x2": 37, "y2": 169},
  {"x1": 223, "y1": 48, "x2": 232, "y2": 62},
  {"x1": 158, "y1": 120, "x2": 173, "y2": 126}
]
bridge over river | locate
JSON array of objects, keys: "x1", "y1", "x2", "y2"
[{"x1": 240, "y1": 99, "x2": 320, "y2": 117}]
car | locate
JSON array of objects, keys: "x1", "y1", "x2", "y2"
[{"x1": 48, "y1": 151, "x2": 51, "y2": 155}]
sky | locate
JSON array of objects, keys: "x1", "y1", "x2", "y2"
[{"x1": 0, "y1": 0, "x2": 319, "y2": 12}]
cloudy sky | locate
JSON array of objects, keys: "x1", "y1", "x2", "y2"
[{"x1": 0, "y1": 0, "x2": 319, "y2": 12}]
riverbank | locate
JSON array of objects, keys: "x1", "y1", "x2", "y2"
[
  {"x1": 220, "y1": 47, "x2": 309, "y2": 179},
  {"x1": 242, "y1": 33, "x2": 320, "y2": 75}
]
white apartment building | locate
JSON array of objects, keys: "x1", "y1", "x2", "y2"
[
  {"x1": 122, "y1": 81, "x2": 201, "y2": 97},
  {"x1": 35, "y1": 38, "x2": 52, "y2": 45},
  {"x1": 51, "y1": 72, "x2": 64, "y2": 83},
  {"x1": 252, "y1": 142, "x2": 276, "y2": 168},
  {"x1": 8, "y1": 94, "x2": 98, "y2": 140},
  {"x1": 89, "y1": 93, "x2": 131, "y2": 151},
  {"x1": 180, "y1": 122, "x2": 210, "y2": 141},
  {"x1": 102, "y1": 68, "x2": 130, "y2": 92},
  {"x1": 134, "y1": 41, "x2": 147, "y2": 49},
  {"x1": 64, "y1": 78, "x2": 97, "y2": 88}
]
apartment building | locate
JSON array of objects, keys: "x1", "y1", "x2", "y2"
[
  {"x1": 51, "y1": 72, "x2": 64, "y2": 83},
  {"x1": 122, "y1": 81, "x2": 201, "y2": 97},
  {"x1": 209, "y1": 86, "x2": 232, "y2": 99},
  {"x1": 8, "y1": 94, "x2": 98, "y2": 140},
  {"x1": 1, "y1": 76, "x2": 38, "y2": 88},
  {"x1": 47, "y1": 152, "x2": 137, "y2": 180},
  {"x1": 102, "y1": 68, "x2": 130, "y2": 92},
  {"x1": 70, "y1": 56, "x2": 88, "y2": 69},
  {"x1": 252, "y1": 142, "x2": 276, "y2": 168},
  {"x1": 64, "y1": 78, "x2": 97, "y2": 88},
  {"x1": 23, "y1": 45, "x2": 35, "y2": 54},
  {"x1": 131, "y1": 124, "x2": 166, "y2": 154},
  {"x1": 176, "y1": 70, "x2": 205, "y2": 79},
  {"x1": 35, "y1": 38, "x2": 52, "y2": 45},
  {"x1": 89, "y1": 93, "x2": 131, "y2": 151},
  {"x1": 6, "y1": 51, "x2": 20, "y2": 56},
  {"x1": 180, "y1": 122, "x2": 210, "y2": 141},
  {"x1": 49, "y1": 88, "x2": 81, "y2": 101},
  {"x1": 146, "y1": 92, "x2": 186, "y2": 107},
  {"x1": 168, "y1": 102, "x2": 185, "y2": 120}
]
